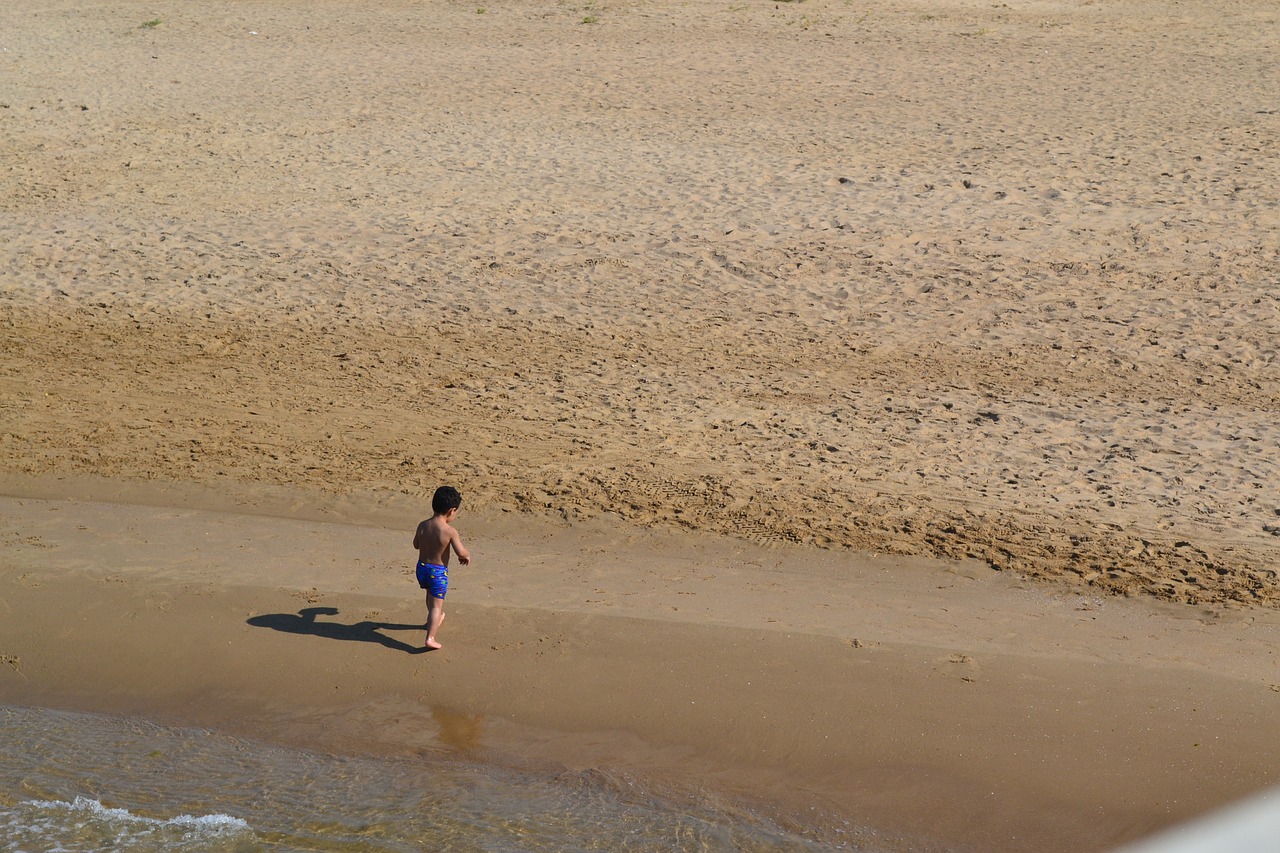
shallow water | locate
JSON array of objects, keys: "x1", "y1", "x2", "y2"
[{"x1": 0, "y1": 705, "x2": 871, "y2": 852}]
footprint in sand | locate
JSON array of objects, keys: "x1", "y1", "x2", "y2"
[
  {"x1": 145, "y1": 594, "x2": 173, "y2": 612},
  {"x1": 944, "y1": 652, "x2": 981, "y2": 682},
  {"x1": 2, "y1": 655, "x2": 25, "y2": 678},
  {"x1": 286, "y1": 587, "x2": 323, "y2": 605}
]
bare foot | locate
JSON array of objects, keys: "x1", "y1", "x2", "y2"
[{"x1": 425, "y1": 612, "x2": 444, "y2": 650}]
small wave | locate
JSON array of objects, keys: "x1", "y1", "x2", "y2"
[{"x1": 26, "y1": 795, "x2": 252, "y2": 834}]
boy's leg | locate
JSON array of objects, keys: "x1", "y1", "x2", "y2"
[{"x1": 425, "y1": 594, "x2": 445, "y2": 650}]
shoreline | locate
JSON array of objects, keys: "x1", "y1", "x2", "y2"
[{"x1": 4, "y1": 483, "x2": 1280, "y2": 851}]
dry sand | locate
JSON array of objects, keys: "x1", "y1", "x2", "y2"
[
  {"x1": 2, "y1": 0, "x2": 1280, "y2": 849},
  {"x1": 2, "y1": 0, "x2": 1278, "y2": 602}
]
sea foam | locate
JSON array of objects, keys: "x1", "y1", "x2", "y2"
[{"x1": 22, "y1": 795, "x2": 252, "y2": 836}]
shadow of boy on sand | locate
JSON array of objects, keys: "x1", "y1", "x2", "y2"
[{"x1": 247, "y1": 606, "x2": 427, "y2": 654}]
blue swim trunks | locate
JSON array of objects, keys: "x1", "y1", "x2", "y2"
[{"x1": 416, "y1": 561, "x2": 449, "y2": 599}]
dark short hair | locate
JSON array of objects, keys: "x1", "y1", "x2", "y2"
[{"x1": 432, "y1": 485, "x2": 462, "y2": 515}]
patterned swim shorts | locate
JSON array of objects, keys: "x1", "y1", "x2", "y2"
[{"x1": 415, "y1": 561, "x2": 449, "y2": 599}]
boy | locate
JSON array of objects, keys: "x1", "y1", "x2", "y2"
[{"x1": 413, "y1": 486, "x2": 472, "y2": 650}]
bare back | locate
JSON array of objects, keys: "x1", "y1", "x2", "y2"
[{"x1": 413, "y1": 514, "x2": 469, "y2": 567}]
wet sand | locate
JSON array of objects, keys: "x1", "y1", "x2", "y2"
[{"x1": 3, "y1": 486, "x2": 1279, "y2": 850}]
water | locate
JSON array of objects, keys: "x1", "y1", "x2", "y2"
[{"x1": 0, "y1": 705, "x2": 865, "y2": 852}]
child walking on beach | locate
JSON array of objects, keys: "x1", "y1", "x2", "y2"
[{"x1": 413, "y1": 486, "x2": 472, "y2": 651}]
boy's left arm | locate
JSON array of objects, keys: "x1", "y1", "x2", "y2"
[{"x1": 452, "y1": 530, "x2": 472, "y2": 565}]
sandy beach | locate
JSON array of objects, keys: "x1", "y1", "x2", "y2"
[{"x1": 2, "y1": 0, "x2": 1279, "y2": 849}]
